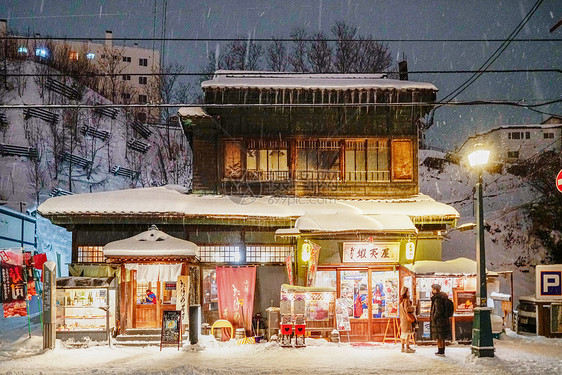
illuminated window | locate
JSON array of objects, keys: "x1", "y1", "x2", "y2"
[
  {"x1": 391, "y1": 139, "x2": 413, "y2": 181},
  {"x1": 86, "y1": 52, "x2": 95, "y2": 60},
  {"x1": 245, "y1": 139, "x2": 289, "y2": 181},
  {"x1": 198, "y1": 245, "x2": 241, "y2": 263},
  {"x1": 69, "y1": 51, "x2": 79, "y2": 61},
  {"x1": 35, "y1": 48, "x2": 48, "y2": 58},
  {"x1": 17, "y1": 46, "x2": 28, "y2": 54},
  {"x1": 223, "y1": 140, "x2": 243, "y2": 179},
  {"x1": 246, "y1": 245, "x2": 292, "y2": 263},
  {"x1": 77, "y1": 246, "x2": 105, "y2": 263}
]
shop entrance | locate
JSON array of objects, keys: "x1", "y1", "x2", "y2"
[
  {"x1": 316, "y1": 267, "x2": 400, "y2": 342},
  {"x1": 125, "y1": 265, "x2": 183, "y2": 329}
]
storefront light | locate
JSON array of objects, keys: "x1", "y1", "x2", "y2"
[
  {"x1": 405, "y1": 241, "x2": 415, "y2": 261},
  {"x1": 301, "y1": 242, "x2": 312, "y2": 262}
]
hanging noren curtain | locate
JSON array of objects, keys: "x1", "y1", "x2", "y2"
[{"x1": 216, "y1": 266, "x2": 256, "y2": 338}]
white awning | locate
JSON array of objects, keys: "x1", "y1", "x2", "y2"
[
  {"x1": 293, "y1": 213, "x2": 417, "y2": 234},
  {"x1": 403, "y1": 257, "x2": 498, "y2": 276},
  {"x1": 104, "y1": 226, "x2": 198, "y2": 258},
  {"x1": 177, "y1": 106, "x2": 211, "y2": 118}
]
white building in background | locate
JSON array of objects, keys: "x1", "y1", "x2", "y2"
[
  {"x1": 0, "y1": 20, "x2": 160, "y2": 122},
  {"x1": 459, "y1": 116, "x2": 562, "y2": 165}
]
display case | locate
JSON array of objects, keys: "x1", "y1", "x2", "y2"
[
  {"x1": 454, "y1": 289, "x2": 476, "y2": 314},
  {"x1": 280, "y1": 284, "x2": 336, "y2": 338},
  {"x1": 56, "y1": 277, "x2": 116, "y2": 342}
]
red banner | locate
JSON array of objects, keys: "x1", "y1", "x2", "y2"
[
  {"x1": 306, "y1": 242, "x2": 321, "y2": 287},
  {"x1": 285, "y1": 255, "x2": 293, "y2": 285},
  {"x1": 1, "y1": 249, "x2": 27, "y2": 318},
  {"x1": 216, "y1": 266, "x2": 256, "y2": 339}
]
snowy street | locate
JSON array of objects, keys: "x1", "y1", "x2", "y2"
[{"x1": 1, "y1": 331, "x2": 562, "y2": 375}]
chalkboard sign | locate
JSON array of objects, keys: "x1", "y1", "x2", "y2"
[{"x1": 160, "y1": 310, "x2": 182, "y2": 350}]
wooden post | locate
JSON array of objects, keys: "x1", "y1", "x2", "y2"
[
  {"x1": 42, "y1": 261, "x2": 56, "y2": 350},
  {"x1": 120, "y1": 263, "x2": 126, "y2": 333}
]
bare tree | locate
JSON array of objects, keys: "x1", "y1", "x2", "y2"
[
  {"x1": 96, "y1": 45, "x2": 127, "y2": 103},
  {"x1": 308, "y1": 32, "x2": 332, "y2": 73},
  {"x1": 332, "y1": 21, "x2": 359, "y2": 73},
  {"x1": 222, "y1": 36, "x2": 263, "y2": 70},
  {"x1": 288, "y1": 28, "x2": 309, "y2": 72},
  {"x1": 266, "y1": 38, "x2": 289, "y2": 71}
]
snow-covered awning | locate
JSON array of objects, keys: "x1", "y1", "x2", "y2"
[
  {"x1": 281, "y1": 213, "x2": 417, "y2": 235},
  {"x1": 38, "y1": 185, "x2": 459, "y2": 225},
  {"x1": 202, "y1": 70, "x2": 438, "y2": 91},
  {"x1": 103, "y1": 225, "x2": 198, "y2": 259},
  {"x1": 403, "y1": 257, "x2": 497, "y2": 276},
  {"x1": 177, "y1": 106, "x2": 211, "y2": 119},
  {"x1": 281, "y1": 284, "x2": 336, "y2": 293}
]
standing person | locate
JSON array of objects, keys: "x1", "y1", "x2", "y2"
[
  {"x1": 146, "y1": 289, "x2": 157, "y2": 304},
  {"x1": 430, "y1": 284, "x2": 450, "y2": 356},
  {"x1": 399, "y1": 286, "x2": 415, "y2": 353}
]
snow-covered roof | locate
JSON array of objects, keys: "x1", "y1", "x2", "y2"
[
  {"x1": 104, "y1": 226, "x2": 198, "y2": 258},
  {"x1": 38, "y1": 185, "x2": 459, "y2": 226},
  {"x1": 177, "y1": 106, "x2": 211, "y2": 118},
  {"x1": 292, "y1": 213, "x2": 417, "y2": 234},
  {"x1": 56, "y1": 277, "x2": 116, "y2": 288},
  {"x1": 201, "y1": 70, "x2": 438, "y2": 91},
  {"x1": 404, "y1": 257, "x2": 497, "y2": 275}
]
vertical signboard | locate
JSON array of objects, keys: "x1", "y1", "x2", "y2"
[
  {"x1": 285, "y1": 254, "x2": 293, "y2": 285},
  {"x1": 306, "y1": 242, "x2": 321, "y2": 287},
  {"x1": 42, "y1": 261, "x2": 56, "y2": 349},
  {"x1": 176, "y1": 276, "x2": 190, "y2": 329}
]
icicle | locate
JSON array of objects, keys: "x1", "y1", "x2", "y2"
[
  {"x1": 328, "y1": 91, "x2": 332, "y2": 104},
  {"x1": 321, "y1": 89, "x2": 325, "y2": 104},
  {"x1": 312, "y1": 90, "x2": 315, "y2": 105},
  {"x1": 221, "y1": 89, "x2": 225, "y2": 103},
  {"x1": 244, "y1": 90, "x2": 248, "y2": 104},
  {"x1": 259, "y1": 90, "x2": 262, "y2": 104},
  {"x1": 282, "y1": 89, "x2": 285, "y2": 114}
]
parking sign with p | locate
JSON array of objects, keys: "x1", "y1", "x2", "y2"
[{"x1": 536, "y1": 265, "x2": 562, "y2": 300}]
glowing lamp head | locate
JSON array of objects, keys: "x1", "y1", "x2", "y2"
[
  {"x1": 467, "y1": 145, "x2": 490, "y2": 168},
  {"x1": 301, "y1": 243, "x2": 312, "y2": 262}
]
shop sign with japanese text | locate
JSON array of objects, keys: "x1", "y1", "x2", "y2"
[{"x1": 342, "y1": 242, "x2": 399, "y2": 263}]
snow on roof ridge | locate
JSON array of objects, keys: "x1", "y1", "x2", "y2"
[{"x1": 201, "y1": 69, "x2": 438, "y2": 91}]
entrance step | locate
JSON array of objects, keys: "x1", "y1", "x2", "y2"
[
  {"x1": 124, "y1": 328, "x2": 161, "y2": 336},
  {"x1": 115, "y1": 334, "x2": 161, "y2": 342},
  {"x1": 114, "y1": 328, "x2": 188, "y2": 347}
]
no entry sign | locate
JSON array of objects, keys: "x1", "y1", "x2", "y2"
[{"x1": 557, "y1": 170, "x2": 562, "y2": 193}]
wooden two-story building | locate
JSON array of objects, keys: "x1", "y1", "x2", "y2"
[{"x1": 38, "y1": 71, "x2": 459, "y2": 342}]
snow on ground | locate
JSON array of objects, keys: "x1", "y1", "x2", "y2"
[{"x1": 1, "y1": 332, "x2": 562, "y2": 375}]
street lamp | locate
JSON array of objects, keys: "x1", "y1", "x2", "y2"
[{"x1": 467, "y1": 145, "x2": 495, "y2": 357}]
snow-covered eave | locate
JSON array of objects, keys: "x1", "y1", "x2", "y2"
[{"x1": 201, "y1": 70, "x2": 438, "y2": 91}]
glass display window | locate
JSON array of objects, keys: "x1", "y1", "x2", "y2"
[
  {"x1": 340, "y1": 270, "x2": 368, "y2": 319},
  {"x1": 56, "y1": 288, "x2": 111, "y2": 332},
  {"x1": 372, "y1": 271, "x2": 399, "y2": 318}
]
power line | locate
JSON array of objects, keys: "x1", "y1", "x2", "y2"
[
  {"x1": 2, "y1": 69, "x2": 560, "y2": 78},
  {"x1": 439, "y1": 0, "x2": 544, "y2": 105},
  {"x1": 1, "y1": 36, "x2": 560, "y2": 43}
]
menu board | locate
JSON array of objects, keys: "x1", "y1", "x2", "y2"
[
  {"x1": 160, "y1": 310, "x2": 182, "y2": 350},
  {"x1": 335, "y1": 298, "x2": 351, "y2": 332}
]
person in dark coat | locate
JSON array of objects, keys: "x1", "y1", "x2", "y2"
[{"x1": 430, "y1": 284, "x2": 450, "y2": 356}]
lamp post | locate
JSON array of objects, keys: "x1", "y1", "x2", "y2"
[{"x1": 467, "y1": 146, "x2": 495, "y2": 357}]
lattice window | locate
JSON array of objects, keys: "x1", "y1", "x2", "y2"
[
  {"x1": 198, "y1": 245, "x2": 241, "y2": 263},
  {"x1": 296, "y1": 139, "x2": 341, "y2": 180},
  {"x1": 136, "y1": 282, "x2": 156, "y2": 301},
  {"x1": 245, "y1": 139, "x2": 289, "y2": 181},
  {"x1": 246, "y1": 245, "x2": 292, "y2": 263},
  {"x1": 77, "y1": 246, "x2": 105, "y2": 263}
]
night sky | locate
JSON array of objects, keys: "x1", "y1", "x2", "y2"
[{"x1": 1, "y1": 0, "x2": 560, "y2": 150}]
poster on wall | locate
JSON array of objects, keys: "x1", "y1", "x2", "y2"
[
  {"x1": 372, "y1": 271, "x2": 399, "y2": 318},
  {"x1": 1, "y1": 248, "x2": 27, "y2": 318},
  {"x1": 335, "y1": 298, "x2": 351, "y2": 331},
  {"x1": 343, "y1": 242, "x2": 399, "y2": 263},
  {"x1": 305, "y1": 300, "x2": 330, "y2": 321}
]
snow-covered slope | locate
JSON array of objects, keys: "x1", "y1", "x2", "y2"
[
  {"x1": 0, "y1": 61, "x2": 190, "y2": 211},
  {"x1": 419, "y1": 149, "x2": 544, "y2": 303}
]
